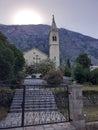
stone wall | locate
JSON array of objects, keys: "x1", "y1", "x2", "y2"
[
  {"x1": 86, "y1": 122, "x2": 98, "y2": 130},
  {"x1": 83, "y1": 96, "x2": 98, "y2": 105}
]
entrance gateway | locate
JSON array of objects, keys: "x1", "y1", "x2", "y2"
[{"x1": 0, "y1": 78, "x2": 70, "y2": 129}]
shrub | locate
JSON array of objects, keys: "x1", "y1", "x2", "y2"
[
  {"x1": 0, "y1": 88, "x2": 15, "y2": 107},
  {"x1": 73, "y1": 64, "x2": 91, "y2": 83},
  {"x1": 90, "y1": 69, "x2": 98, "y2": 84},
  {"x1": 83, "y1": 90, "x2": 98, "y2": 105},
  {"x1": 44, "y1": 69, "x2": 63, "y2": 85},
  {"x1": 64, "y1": 59, "x2": 71, "y2": 77}
]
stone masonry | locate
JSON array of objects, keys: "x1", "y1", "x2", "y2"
[{"x1": 69, "y1": 84, "x2": 85, "y2": 130}]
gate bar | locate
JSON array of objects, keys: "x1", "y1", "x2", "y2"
[{"x1": 21, "y1": 85, "x2": 25, "y2": 127}]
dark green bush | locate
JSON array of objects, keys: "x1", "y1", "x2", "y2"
[
  {"x1": 90, "y1": 69, "x2": 98, "y2": 85},
  {"x1": 0, "y1": 88, "x2": 15, "y2": 107},
  {"x1": 73, "y1": 64, "x2": 91, "y2": 83}
]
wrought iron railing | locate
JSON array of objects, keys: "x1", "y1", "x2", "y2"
[{"x1": 0, "y1": 78, "x2": 70, "y2": 129}]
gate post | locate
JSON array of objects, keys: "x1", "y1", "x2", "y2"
[{"x1": 69, "y1": 84, "x2": 85, "y2": 130}]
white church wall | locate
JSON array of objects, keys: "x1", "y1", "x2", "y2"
[{"x1": 24, "y1": 48, "x2": 48, "y2": 65}]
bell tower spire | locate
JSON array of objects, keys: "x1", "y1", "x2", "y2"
[
  {"x1": 51, "y1": 15, "x2": 57, "y2": 30},
  {"x1": 49, "y1": 15, "x2": 60, "y2": 67}
]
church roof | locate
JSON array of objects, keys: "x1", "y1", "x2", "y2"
[{"x1": 24, "y1": 47, "x2": 48, "y2": 57}]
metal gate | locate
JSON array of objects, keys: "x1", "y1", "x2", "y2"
[{"x1": 0, "y1": 78, "x2": 70, "y2": 129}]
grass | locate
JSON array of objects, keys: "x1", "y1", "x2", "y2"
[
  {"x1": 84, "y1": 105, "x2": 98, "y2": 122},
  {"x1": 0, "y1": 107, "x2": 9, "y2": 121},
  {"x1": 82, "y1": 85, "x2": 98, "y2": 91}
]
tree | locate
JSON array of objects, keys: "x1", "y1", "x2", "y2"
[
  {"x1": 8, "y1": 44, "x2": 25, "y2": 75},
  {"x1": 0, "y1": 47, "x2": 15, "y2": 80},
  {"x1": 64, "y1": 59, "x2": 71, "y2": 77},
  {"x1": 90, "y1": 69, "x2": 98, "y2": 84},
  {"x1": 73, "y1": 53, "x2": 91, "y2": 83},
  {"x1": 0, "y1": 32, "x2": 25, "y2": 81},
  {"x1": 73, "y1": 64, "x2": 91, "y2": 83},
  {"x1": 76, "y1": 53, "x2": 91, "y2": 68},
  {"x1": 74, "y1": 64, "x2": 85, "y2": 83},
  {"x1": 0, "y1": 32, "x2": 8, "y2": 44}
]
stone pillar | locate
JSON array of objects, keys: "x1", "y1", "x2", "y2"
[{"x1": 69, "y1": 84, "x2": 85, "y2": 130}]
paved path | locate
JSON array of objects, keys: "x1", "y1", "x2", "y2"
[
  {"x1": 5, "y1": 122, "x2": 75, "y2": 130},
  {"x1": 23, "y1": 78, "x2": 45, "y2": 86}
]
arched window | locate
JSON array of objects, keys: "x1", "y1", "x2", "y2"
[
  {"x1": 52, "y1": 36, "x2": 55, "y2": 41},
  {"x1": 52, "y1": 36, "x2": 57, "y2": 41},
  {"x1": 55, "y1": 36, "x2": 57, "y2": 41}
]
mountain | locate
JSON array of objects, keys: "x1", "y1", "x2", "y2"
[{"x1": 0, "y1": 24, "x2": 98, "y2": 65}]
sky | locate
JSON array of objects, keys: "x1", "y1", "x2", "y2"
[{"x1": 0, "y1": 0, "x2": 98, "y2": 39}]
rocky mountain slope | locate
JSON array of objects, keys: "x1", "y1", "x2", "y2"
[{"x1": 0, "y1": 24, "x2": 98, "y2": 65}]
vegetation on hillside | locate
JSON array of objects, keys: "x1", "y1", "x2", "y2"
[{"x1": 0, "y1": 25, "x2": 98, "y2": 65}]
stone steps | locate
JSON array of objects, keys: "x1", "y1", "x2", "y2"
[
  {"x1": 0, "y1": 79, "x2": 66, "y2": 128},
  {"x1": 10, "y1": 88, "x2": 57, "y2": 113},
  {"x1": 10, "y1": 106, "x2": 57, "y2": 112},
  {"x1": 11, "y1": 104, "x2": 57, "y2": 108}
]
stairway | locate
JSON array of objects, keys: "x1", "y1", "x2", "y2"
[
  {"x1": 10, "y1": 88, "x2": 58, "y2": 112},
  {"x1": 0, "y1": 85, "x2": 66, "y2": 128}
]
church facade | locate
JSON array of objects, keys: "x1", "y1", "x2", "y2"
[
  {"x1": 24, "y1": 48, "x2": 48, "y2": 65},
  {"x1": 24, "y1": 15, "x2": 60, "y2": 67}
]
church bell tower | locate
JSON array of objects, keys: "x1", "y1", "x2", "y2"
[{"x1": 49, "y1": 15, "x2": 60, "y2": 67}]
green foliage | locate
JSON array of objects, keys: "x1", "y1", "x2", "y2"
[
  {"x1": 0, "y1": 88, "x2": 15, "y2": 107},
  {"x1": 64, "y1": 59, "x2": 71, "y2": 77},
  {"x1": 73, "y1": 64, "x2": 91, "y2": 83},
  {"x1": 76, "y1": 53, "x2": 91, "y2": 68},
  {"x1": 0, "y1": 32, "x2": 25, "y2": 81},
  {"x1": 74, "y1": 64, "x2": 84, "y2": 83},
  {"x1": 44, "y1": 69, "x2": 63, "y2": 85},
  {"x1": 73, "y1": 53, "x2": 91, "y2": 83},
  {"x1": 54, "y1": 89, "x2": 67, "y2": 108},
  {"x1": 66, "y1": 59, "x2": 71, "y2": 68},
  {"x1": 90, "y1": 69, "x2": 98, "y2": 85},
  {"x1": 0, "y1": 47, "x2": 15, "y2": 80},
  {"x1": 0, "y1": 32, "x2": 8, "y2": 44},
  {"x1": 8, "y1": 44, "x2": 25, "y2": 75}
]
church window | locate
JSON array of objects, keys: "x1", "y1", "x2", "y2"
[
  {"x1": 52, "y1": 36, "x2": 54, "y2": 41},
  {"x1": 54, "y1": 36, "x2": 57, "y2": 41},
  {"x1": 52, "y1": 36, "x2": 57, "y2": 41}
]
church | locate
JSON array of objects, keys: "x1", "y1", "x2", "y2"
[{"x1": 24, "y1": 15, "x2": 60, "y2": 67}]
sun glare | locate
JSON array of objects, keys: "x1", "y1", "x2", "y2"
[{"x1": 13, "y1": 10, "x2": 43, "y2": 25}]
